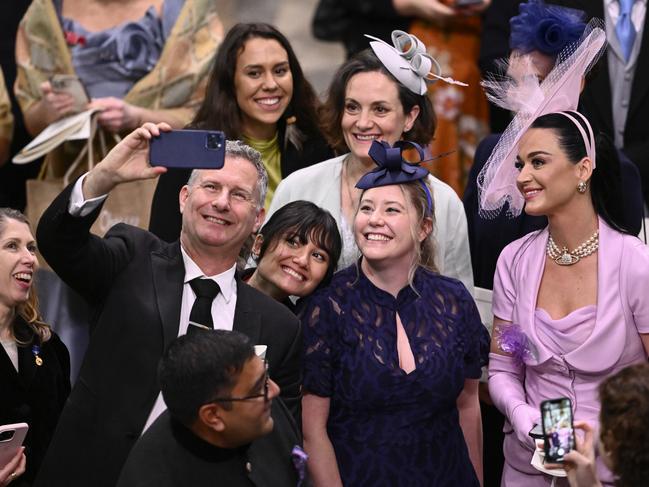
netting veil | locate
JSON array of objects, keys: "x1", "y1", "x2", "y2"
[{"x1": 477, "y1": 19, "x2": 606, "y2": 218}]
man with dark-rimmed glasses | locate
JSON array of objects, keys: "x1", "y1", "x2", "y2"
[{"x1": 116, "y1": 330, "x2": 305, "y2": 487}]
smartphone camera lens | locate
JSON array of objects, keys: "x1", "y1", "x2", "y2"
[
  {"x1": 206, "y1": 133, "x2": 222, "y2": 150},
  {"x1": 0, "y1": 430, "x2": 15, "y2": 441}
]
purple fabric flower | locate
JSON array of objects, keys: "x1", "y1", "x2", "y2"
[
  {"x1": 496, "y1": 324, "x2": 538, "y2": 365},
  {"x1": 291, "y1": 445, "x2": 308, "y2": 487},
  {"x1": 509, "y1": 0, "x2": 586, "y2": 56}
]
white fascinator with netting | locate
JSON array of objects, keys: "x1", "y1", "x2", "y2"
[{"x1": 477, "y1": 19, "x2": 606, "y2": 218}]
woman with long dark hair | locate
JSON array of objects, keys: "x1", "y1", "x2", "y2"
[
  {"x1": 149, "y1": 22, "x2": 332, "y2": 242},
  {"x1": 487, "y1": 109, "x2": 649, "y2": 485}
]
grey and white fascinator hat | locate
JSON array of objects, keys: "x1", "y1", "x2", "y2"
[{"x1": 365, "y1": 30, "x2": 468, "y2": 96}]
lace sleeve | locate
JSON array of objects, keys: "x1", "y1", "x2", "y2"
[
  {"x1": 459, "y1": 290, "x2": 490, "y2": 379},
  {"x1": 299, "y1": 291, "x2": 342, "y2": 397}
]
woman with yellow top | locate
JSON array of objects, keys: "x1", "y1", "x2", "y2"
[{"x1": 149, "y1": 23, "x2": 333, "y2": 242}]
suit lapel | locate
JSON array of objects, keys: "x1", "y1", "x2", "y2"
[
  {"x1": 628, "y1": 24, "x2": 649, "y2": 123},
  {"x1": 151, "y1": 242, "x2": 185, "y2": 351},
  {"x1": 17, "y1": 343, "x2": 37, "y2": 387},
  {"x1": 0, "y1": 344, "x2": 22, "y2": 389},
  {"x1": 233, "y1": 280, "x2": 262, "y2": 345}
]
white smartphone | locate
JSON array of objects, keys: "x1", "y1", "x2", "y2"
[
  {"x1": 50, "y1": 74, "x2": 90, "y2": 113},
  {"x1": 0, "y1": 423, "x2": 28, "y2": 467}
]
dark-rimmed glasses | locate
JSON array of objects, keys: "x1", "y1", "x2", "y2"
[{"x1": 209, "y1": 360, "x2": 270, "y2": 403}]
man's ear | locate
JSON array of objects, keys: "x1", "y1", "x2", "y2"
[
  {"x1": 179, "y1": 185, "x2": 190, "y2": 214},
  {"x1": 252, "y1": 208, "x2": 265, "y2": 234},
  {"x1": 197, "y1": 403, "x2": 226, "y2": 433},
  {"x1": 252, "y1": 234, "x2": 264, "y2": 259}
]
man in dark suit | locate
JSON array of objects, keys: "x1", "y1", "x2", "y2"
[
  {"x1": 580, "y1": 1, "x2": 649, "y2": 206},
  {"x1": 34, "y1": 123, "x2": 301, "y2": 487},
  {"x1": 117, "y1": 330, "x2": 304, "y2": 487}
]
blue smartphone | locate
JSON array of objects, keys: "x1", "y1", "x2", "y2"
[{"x1": 149, "y1": 130, "x2": 226, "y2": 169}]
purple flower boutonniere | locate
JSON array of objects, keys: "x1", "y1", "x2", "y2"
[{"x1": 496, "y1": 324, "x2": 538, "y2": 366}]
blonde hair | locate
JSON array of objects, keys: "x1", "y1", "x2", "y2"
[
  {"x1": 399, "y1": 180, "x2": 437, "y2": 288},
  {"x1": 0, "y1": 208, "x2": 51, "y2": 344}
]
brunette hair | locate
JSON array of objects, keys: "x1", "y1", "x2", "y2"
[
  {"x1": 256, "y1": 201, "x2": 342, "y2": 289},
  {"x1": 529, "y1": 113, "x2": 632, "y2": 234},
  {"x1": 319, "y1": 49, "x2": 436, "y2": 153},
  {"x1": 598, "y1": 363, "x2": 649, "y2": 487},
  {"x1": 0, "y1": 208, "x2": 51, "y2": 344},
  {"x1": 189, "y1": 23, "x2": 322, "y2": 151}
]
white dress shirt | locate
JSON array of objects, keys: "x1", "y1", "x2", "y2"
[
  {"x1": 606, "y1": 0, "x2": 647, "y2": 32},
  {"x1": 68, "y1": 175, "x2": 239, "y2": 432}
]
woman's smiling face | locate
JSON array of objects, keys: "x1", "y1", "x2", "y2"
[
  {"x1": 354, "y1": 184, "x2": 427, "y2": 268},
  {"x1": 234, "y1": 37, "x2": 294, "y2": 140},
  {"x1": 253, "y1": 230, "x2": 331, "y2": 299},
  {"x1": 341, "y1": 71, "x2": 419, "y2": 163},
  {"x1": 0, "y1": 218, "x2": 38, "y2": 311},
  {"x1": 515, "y1": 127, "x2": 587, "y2": 216}
]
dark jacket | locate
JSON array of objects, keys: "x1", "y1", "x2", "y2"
[
  {"x1": 116, "y1": 400, "x2": 305, "y2": 487},
  {"x1": 34, "y1": 181, "x2": 302, "y2": 487},
  {"x1": 0, "y1": 320, "x2": 70, "y2": 486}
]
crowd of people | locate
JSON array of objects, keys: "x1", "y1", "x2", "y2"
[{"x1": 1, "y1": 1, "x2": 649, "y2": 486}]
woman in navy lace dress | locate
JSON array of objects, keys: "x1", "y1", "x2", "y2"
[{"x1": 300, "y1": 140, "x2": 489, "y2": 486}]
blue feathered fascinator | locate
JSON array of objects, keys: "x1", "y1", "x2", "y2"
[{"x1": 509, "y1": 0, "x2": 587, "y2": 57}]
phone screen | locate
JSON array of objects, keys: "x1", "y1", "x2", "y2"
[{"x1": 541, "y1": 398, "x2": 575, "y2": 462}]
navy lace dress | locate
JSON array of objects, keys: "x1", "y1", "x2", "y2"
[{"x1": 301, "y1": 264, "x2": 489, "y2": 486}]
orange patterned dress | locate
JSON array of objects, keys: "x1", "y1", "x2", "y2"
[{"x1": 410, "y1": 15, "x2": 489, "y2": 196}]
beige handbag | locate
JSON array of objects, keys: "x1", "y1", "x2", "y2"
[{"x1": 26, "y1": 116, "x2": 157, "y2": 268}]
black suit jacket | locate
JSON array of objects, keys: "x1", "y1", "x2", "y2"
[
  {"x1": 34, "y1": 182, "x2": 302, "y2": 487},
  {"x1": 579, "y1": 2, "x2": 649, "y2": 204},
  {"x1": 116, "y1": 401, "x2": 306, "y2": 487},
  {"x1": 464, "y1": 133, "x2": 644, "y2": 289},
  {"x1": 0, "y1": 324, "x2": 70, "y2": 486}
]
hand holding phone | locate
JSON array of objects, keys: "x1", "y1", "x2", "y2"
[
  {"x1": 149, "y1": 130, "x2": 226, "y2": 169},
  {"x1": 0, "y1": 423, "x2": 28, "y2": 468},
  {"x1": 541, "y1": 398, "x2": 575, "y2": 463},
  {"x1": 50, "y1": 74, "x2": 89, "y2": 114}
]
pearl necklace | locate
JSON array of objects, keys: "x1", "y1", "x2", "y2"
[{"x1": 546, "y1": 230, "x2": 599, "y2": 266}]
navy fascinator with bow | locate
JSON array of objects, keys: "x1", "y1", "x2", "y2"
[
  {"x1": 355, "y1": 140, "x2": 433, "y2": 213},
  {"x1": 355, "y1": 140, "x2": 429, "y2": 189}
]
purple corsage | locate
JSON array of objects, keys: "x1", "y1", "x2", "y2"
[
  {"x1": 496, "y1": 324, "x2": 538, "y2": 366},
  {"x1": 291, "y1": 445, "x2": 308, "y2": 487}
]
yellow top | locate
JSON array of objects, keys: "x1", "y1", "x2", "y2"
[{"x1": 243, "y1": 132, "x2": 281, "y2": 209}]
